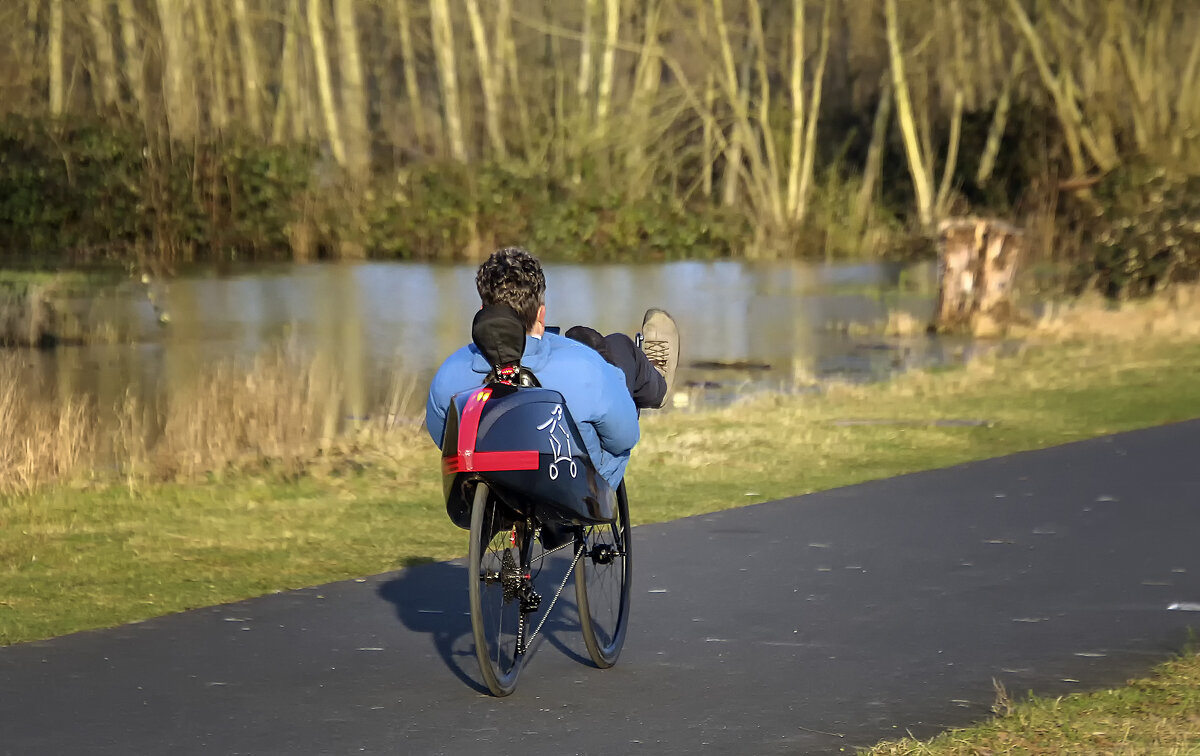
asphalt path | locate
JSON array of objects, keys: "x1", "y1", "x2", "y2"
[{"x1": 3, "y1": 420, "x2": 1199, "y2": 755}]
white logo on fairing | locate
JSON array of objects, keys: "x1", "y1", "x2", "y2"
[{"x1": 536, "y1": 404, "x2": 577, "y2": 480}]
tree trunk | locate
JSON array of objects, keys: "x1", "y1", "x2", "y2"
[
  {"x1": 193, "y1": 0, "x2": 228, "y2": 133},
  {"x1": 49, "y1": 0, "x2": 64, "y2": 115},
  {"x1": 1174, "y1": 20, "x2": 1200, "y2": 145},
  {"x1": 624, "y1": 0, "x2": 664, "y2": 186},
  {"x1": 464, "y1": 0, "x2": 506, "y2": 159},
  {"x1": 577, "y1": 0, "x2": 598, "y2": 116},
  {"x1": 746, "y1": 0, "x2": 783, "y2": 223},
  {"x1": 1004, "y1": 0, "x2": 1116, "y2": 175},
  {"x1": 117, "y1": 0, "x2": 148, "y2": 128},
  {"x1": 271, "y1": 3, "x2": 301, "y2": 143},
  {"x1": 308, "y1": 0, "x2": 347, "y2": 167},
  {"x1": 713, "y1": 0, "x2": 762, "y2": 211},
  {"x1": 949, "y1": 0, "x2": 975, "y2": 111},
  {"x1": 395, "y1": 0, "x2": 428, "y2": 150},
  {"x1": 853, "y1": 77, "x2": 892, "y2": 242},
  {"x1": 595, "y1": 0, "x2": 621, "y2": 137},
  {"x1": 156, "y1": 0, "x2": 196, "y2": 142},
  {"x1": 232, "y1": 0, "x2": 262, "y2": 136},
  {"x1": 793, "y1": 0, "x2": 833, "y2": 224},
  {"x1": 87, "y1": 0, "x2": 120, "y2": 109},
  {"x1": 933, "y1": 218, "x2": 1024, "y2": 336},
  {"x1": 885, "y1": 0, "x2": 935, "y2": 230},
  {"x1": 935, "y1": 89, "x2": 964, "y2": 218},
  {"x1": 495, "y1": 0, "x2": 529, "y2": 155},
  {"x1": 702, "y1": 68, "x2": 716, "y2": 199},
  {"x1": 334, "y1": 0, "x2": 370, "y2": 178},
  {"x1": 429, "y1": 0, "x2": 467, "y2": 162},
  {"x1": 720, "y1": 55, "x2": 752, "y2": 209},
  {"x1": 784, "y1": 0, "x2": 806, "y2": 218},
  {"x1": 976, "y1": 46, "x2": 1024, "y2": 186}
]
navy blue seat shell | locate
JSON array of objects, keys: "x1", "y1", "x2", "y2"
[{"x1": 441, "y1": 383, "x2": 617, "y2": 530}]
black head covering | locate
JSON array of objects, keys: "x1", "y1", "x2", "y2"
[{"x1": 471, "y1": 303, "x2": 526, "y2": 368}]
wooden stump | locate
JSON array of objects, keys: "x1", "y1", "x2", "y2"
[{"x1": 932, "y1": 218, "x2": 1025, "y2": 336}]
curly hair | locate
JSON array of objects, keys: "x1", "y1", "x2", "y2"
[{"x1": 475, "y1": 247, "x2": 546, "y2": 330}]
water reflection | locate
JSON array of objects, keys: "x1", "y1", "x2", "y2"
[{"x1": 19, "y1": 260, "x2": 949, "y2": 424}]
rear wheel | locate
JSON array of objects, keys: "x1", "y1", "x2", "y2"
[
  {"x1": 468, "y1": 482, "x2": 526, "y2": 696},
  {"x1": 575, "y1": 481, "x2": 632, "y2": 668}
]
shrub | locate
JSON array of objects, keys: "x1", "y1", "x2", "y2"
[
  {"x1": 0, "y1": 116, "x2": 319, "y2": 266},
  {"x1": 0, "y1": 115, "x2": 146, "y2": 263},
  {"x1": 363, "y1": 161, "x2": 749, "y2": 261},
  {"x1": 1069, "y1": 166, "x2": 1200, "y2": 299}
]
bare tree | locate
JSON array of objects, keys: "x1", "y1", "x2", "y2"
[
  {"x1": 232, "y1": 0, "x2": 263, "y2": 136},
  {"x1": 976, "y1": 46, "x2": 1025, "y2": 186},
  {"x1": 786, "y1": 0, "x2": 834, "y2": 223},
  {"x1": 335, "y1": 0, "x2": 370, "y2": 177},
  {"x1": 1004, "y1": 0, "x2": 1117, "y2": 175},
  {"x1": 156, "y1": 0, "x2": 197, "y2": 141},
  {"x1": 429, "y1": 0, "x2": 467, "y2": 161},
  {"x1": 465, "y1": 0, "x2": 506, "y2": 158},
  {"x1": 594, "y1": 0, "x2": 621, "y2": 138},
  {"x1": 395, "y1": 0, "x2": 428, "y2": 149},
  {"x1": 272, "y1": 2, "x2": 305, "y2": 143},
  {"x1": 308, "y1": 0, "x2": 346, "y2": 166},
  {"x1": 577, "y1": 0, "x2": 599, "y2": 117},
  {"x1": 86, "y1": 0, "x2": 119, "y2": 109},
  {"x1": 117, "y1": 0, "x2": 147, "y2": 127},
  {"x1": 885, "y1": 0, "x2": 935, "y2": 229},
  {"x1": 494, "y1": 0, "x2": 529, "y2": 154},
  {"x1": 48, "y1": 0, "x2": 64, "y2": 115},
  {"x1": 193, "y1": 0, "x2": 228, "y2": 132}
]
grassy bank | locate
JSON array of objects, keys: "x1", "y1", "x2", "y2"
[
  {"x1": 3, "y1": 324, "x2": 1200, "y2": 645},
  {"x1": 864, "y1": 650, "x2": 1200, "y2": 755},
  {"x1": 3, "y1": 302, "x2": 1200, "y2": 751}
]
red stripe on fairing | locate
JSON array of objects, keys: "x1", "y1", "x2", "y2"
[
  {"x1": 442, "y1": 450, "x2": 540, "y2": 475},
  {"x1": 457, "y1": 388, "x2": 492, "y2": 456},
  {"x1": 447, "y1": 388, "x2": 538, "y2": 474}
]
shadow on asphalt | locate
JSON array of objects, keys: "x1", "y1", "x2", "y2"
[
  {"x1": 376, "y1": 556, "x2": 601, "y2": 694},
  {"x1": 376, "y1": 561, "x2": 487, "y2": 694}
]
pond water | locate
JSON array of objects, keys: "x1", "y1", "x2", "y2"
[{"x1": 22, "y1": 259, "x2": 980, "y2": 419}]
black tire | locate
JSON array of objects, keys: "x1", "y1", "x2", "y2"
[
  {"x1": 468, "y1": 482, "x2": 525, "y2": 696},
  {"x1": 574, "y1": 481, "x2": 632, "y2": 668}
]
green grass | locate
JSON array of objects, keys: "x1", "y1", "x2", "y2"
[
  {"x1": 864, "y1": 650, "x2": 1200, "y2": 755},
  {"x1": 0, "y1": 268, "x2": 119, "y2": 292},
  {"x1": 3, "y1": 337, "x2": 1199, "y2": 646},
  {"x1": 2, "y1": 333, "x2": 1200, "y2": 751}
]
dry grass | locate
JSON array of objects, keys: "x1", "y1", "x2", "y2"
[
  {"x1": 5, "y1": 285, "x2": 1200, "y2": 496},
  {"x1": 1027, "y1": 285, "x2": 1200, "y2": 342},
  {"x1": 0, "y1": 360, "x2": 94, "y2": 494},
  {"x1": 0, "y1": 348, "x2": 424, "y2": 495}
]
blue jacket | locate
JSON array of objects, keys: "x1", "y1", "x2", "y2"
[{"x1": 426, "y1": 332, "x2": 639, "y2": 488}]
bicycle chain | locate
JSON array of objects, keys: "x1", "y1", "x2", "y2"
[{"x1": 527, "y1": 540, "x2": 587, "y2": 647}]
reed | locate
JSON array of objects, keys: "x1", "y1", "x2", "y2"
[
  {"x1": 0, "y1": 360, "x2": 94, "y2": 495},
  {"x1": 0, "y1": 348, "x2": 423, "y2": 495}
]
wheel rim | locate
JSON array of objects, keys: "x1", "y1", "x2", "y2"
[
  {"x1": 469, "y1": 484, "x2": 524, "y2": 695},
  {"x1": 575, "y1": 485, "x2": 631, "y2": 667}
]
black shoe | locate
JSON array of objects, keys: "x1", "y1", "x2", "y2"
[{"x1": 639, "y1": 308, "x2": 679, "y2": 408}]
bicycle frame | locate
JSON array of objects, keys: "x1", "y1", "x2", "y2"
[{"x1": 443, "y1": 382, "x2": 631, "y2": 695}]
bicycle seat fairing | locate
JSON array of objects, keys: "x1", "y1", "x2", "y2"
[{"x1": 441, "y1": 384, "x2": 617, "y2": 530}]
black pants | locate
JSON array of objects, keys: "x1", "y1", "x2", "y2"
[{"x1": 565, "y1": 327, "x2": 666, "y2": 410}]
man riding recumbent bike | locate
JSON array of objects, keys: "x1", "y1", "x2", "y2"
[{"x1": 440, "y1": 307, "x2": 631, "y2": 697}]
